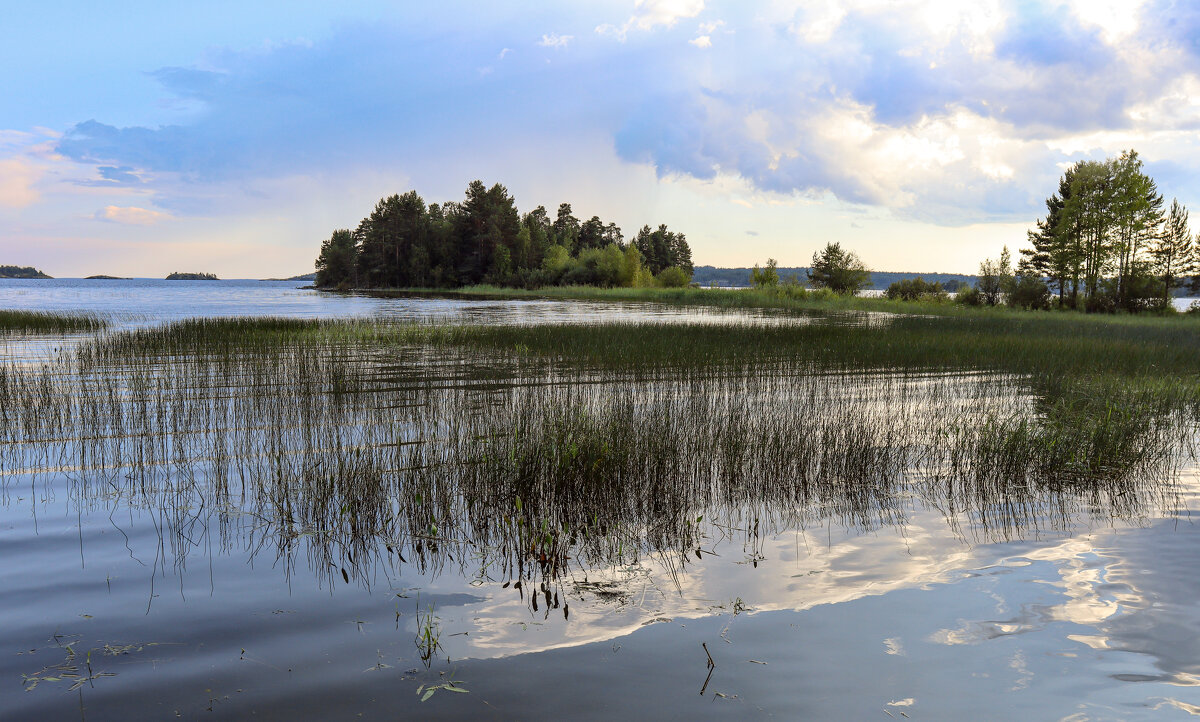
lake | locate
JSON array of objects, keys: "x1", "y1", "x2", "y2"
[{"x1": 2, "y1": 280, "x2": 1199, "y2": 720}]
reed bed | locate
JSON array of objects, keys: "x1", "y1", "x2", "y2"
[
  {"x1": 0, "y1": 309, "x2": 108, "y2": 333},
  {"x1": 0, "y1": 315, "x2": 1193, "y2": 607}
]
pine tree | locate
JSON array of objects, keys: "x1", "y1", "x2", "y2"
[{"x1": 1151, "y1": 198, "x2": 1196, "y2": 306}]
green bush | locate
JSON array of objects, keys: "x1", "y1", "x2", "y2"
[
  {"x1": 1007, "y1": 275, "x2": 1051, "y2": 310},
  {"x1": 955, "y1": 286, "x2": 983, "y2": 306},
  {"x1": 656, "y1": 266, "x2": 691, "y2": 288},
  {"x1": 885, "y1": 277, "x2": 944, "y2": 301}
]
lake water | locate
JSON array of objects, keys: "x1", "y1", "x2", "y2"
[{"x1": 2, "y1": 280, "x2": 1199, "y2": 720}]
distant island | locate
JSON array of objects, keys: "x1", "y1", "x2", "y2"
[
  {"x1": 85, "y1": 275, "x2": 131, "y2": 280},
  {"x1": 261, "y1": 272, "x2": 316, "y2": 282},
  {"x1": 166, "y1": 272, "x2": 219, "y2": 280},
  {"x1": 0, "y1": 265, "x2": 52, "y2": 279}
]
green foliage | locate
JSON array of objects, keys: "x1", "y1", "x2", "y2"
[
  {"x1": 955, "y1": 286, "x2": 983, "y2": 306},
  {"x1": 807, "y1": 243, "x2": 871, "y2": 294},
  {"x1": 1150, "y1": 198, "x2": 1197, "y2": 306},
  {"x1": 1007, "y1": 275, "x2": 1051, "y2": 310},
  {"x1": 976, "y1": 246, "x2": 1013, "y2": 306},
  {"x1": 315, "y1": 229, "x2": 357, "y2": 288},
  {"x1": 315, "y1": 181, "x2": 692, "y2": 291},
  {"x1": 656, "y1": 266, "x2": 691, "y2": 288},
  {"x1": 633, "y1": 224, "x2": 692, "y2": 276},
  {"x1": 1018, "y1": 149, "x2": 1183, "y2": 312},
  {"x1": 750, "y1": 259, "x2": 780, "y2": 288},
  {"x1": 884, "y1": 276, "x2": 946, "y2": 301}
]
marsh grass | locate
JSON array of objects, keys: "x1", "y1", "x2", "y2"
[
  {"x1": 0, "y1": 309, "x2": 107, "y2": 333},
  {"x1": 361, "y1": 284, "x2": 1200, "y2": 321},
  {"x1": 0, "y1": 314, "x2": 1195, "y2": 612}
]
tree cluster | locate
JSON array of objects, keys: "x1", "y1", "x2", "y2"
[
  {"x1": 749, "y1": 244, "x2": 872, "y2": 294},
  {"x1": 315, "y1": 181, "x2": 694, "y2": 290},
  {"x1": 1020, "y1": 150, "x2": 1198, "y2": 311}
]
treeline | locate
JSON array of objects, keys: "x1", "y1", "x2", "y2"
[
  {"x1": 0, "y1": 265, "x2": 51, "y2": 279},
  {"x1": 695, "y1": 265, "x2": 977, "y2": 290},
  {"x1": 315, "y1": 181, "x2": 694, "y2": 289},
  {"x1": 1020, "y1": 150, "x2": 1199, "y2": 311}
]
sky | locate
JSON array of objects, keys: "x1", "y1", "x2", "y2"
[{"x1": 3, "y1": 0, "x2": 1200, "y2": 277}]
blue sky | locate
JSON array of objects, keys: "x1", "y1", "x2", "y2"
[{"x1": 3, "y1": 0, "x2": 1200, "y2": 276}]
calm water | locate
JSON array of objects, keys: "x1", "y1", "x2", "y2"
[
  {"x1": 0, "y1": 278, "x2": 819, "y2": 330},
  {"x1": 2, "y1": 280, "x2": 1200, "y2": 720}
]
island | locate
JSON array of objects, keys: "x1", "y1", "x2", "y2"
[
  {"x1": 0, "y1": 265, "x2": 52, "y2": 279},
  {"x1": 166, "y1": 272, "x2": 219, "y2": 280},
  {"x1": 85, "y1": 275, "x2": 131, "y2": 280},
  {"x1": 261, "y1": 272, "x2": 316, "y2": 281}
]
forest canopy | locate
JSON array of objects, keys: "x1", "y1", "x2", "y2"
[{"x1": 315, "y1": 181, "x2": 693, "y2": 290}]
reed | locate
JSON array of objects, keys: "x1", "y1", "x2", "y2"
[
  {"x1": 0, "y1": 309, "x2": 108, "y2": 333},
  {"x1": 0, "y1": 314, "x2": 1192, "y2": 612}
]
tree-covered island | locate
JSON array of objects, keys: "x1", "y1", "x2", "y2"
[
  {"x1": 166, "y1": 272, "x2": 219, "y2": 280},
  {"x1": 0, "y1": 265, "x2": 52, "y2": 279},
  {"x1": 314, "y1": 180, "x2": 693, "y2": 290}
]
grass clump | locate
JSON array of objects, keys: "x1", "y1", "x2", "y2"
[{"x1": 0, "y1": 309, "x2": 107, "y2": 333}]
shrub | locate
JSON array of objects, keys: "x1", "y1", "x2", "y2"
[
  {"x1": 885, "y1": 277, "x2": 944, "y2": 301},
  {"x1": 955, "y1": 286, "x2": 983, "y2": 306},
  {"x1": 656, "y1": 266, "x2": 691, "y2": 288},
  {"x1": 1007, "y1": 275, "x2": 1051, "y2": 310},
  {"x1": 808, "y1": 243, "x2": 871, "y2": 293}
]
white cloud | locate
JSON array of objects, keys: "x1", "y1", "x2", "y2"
[
  {"x1": 498, "y1": 47, "x2": 512, "y2": 59},
  {"x1": 597, "y1": 0, "x2": 705, "y2": 40},
  {"x1": 537, "y1": 33, "x2": 573, "y2": 48},
  {"x1": 1067, "y1": 0, "x2": 1145, "y2": 43},
  {"x1": 631, "y1": 0, "x2": 705, "y2": 30},
  {"x1": 0, "y1": 157, "x2": 40, "y2": 208},
  {"x1": 780, "y1": 0, "x2": 1004, "y2": 54},
  {"x1": 689, "y1": 35, "x2": 712, "y2": 48},
  {"x1": 95, "y1": 205, "x2": 171, "y2": 225}
]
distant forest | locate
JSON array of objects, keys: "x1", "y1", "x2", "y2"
[
  {"x1": 693, "y1": 266, "x2": 977, "y2": 291},
  {"x1": 0, "y1": 265, "x2": 51, "y2": 279},
  {"x1": 315, "y1": 181, "x2": 694, "y2": 289}
]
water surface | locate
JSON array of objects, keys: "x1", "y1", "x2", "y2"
[{"x1": 1, "y1": 281, "x2": 1198, "y2": 720}]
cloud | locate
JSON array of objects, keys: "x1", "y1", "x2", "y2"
[
  {"x1": 95, "y1": 205, "x2": 170, "y2": 225},
  {"x1": 538, "y1": 33, "x2": 573, "y2": 48},
  {"x1": 597, "y1": 0, "x2": 705, "y2": 40},
  {"x1": 0, "y1": 157, "x2": 40, "y2": 208},
  {"x1": 44, "y1": 1, "x2": 1200, "y2": 229}
]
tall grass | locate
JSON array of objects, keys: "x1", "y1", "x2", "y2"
[
  {"x1": 361, "y1": 284, "x2": 1200, "y2": 322},
  {"x1": 0, "y1": 309, "x2": 107, "y2": 333},
  {"x1": 0, "y1": 314, "x2": 1193, "y2": 605}
]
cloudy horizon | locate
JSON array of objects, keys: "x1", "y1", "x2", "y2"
[{"x1": 3, "y1": 0, "x2": 1198, "y2": 277}]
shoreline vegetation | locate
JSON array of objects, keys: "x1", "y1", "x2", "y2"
[
  {"x1": 0, "y1": 309, "x2": 107, "y2": 332},
  {"x1": 313, "y1": 153, "x2": 1200, "y2": 316},
  {"x1": 314, "y1": 180, "x2": 695, "y2": 291},
  {"x1": 333, "y1": 283, "x2": 1200, "y2": 320},
  {"x1": 1, "y1": 313, "x2": 1194, "y2": 578}
]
